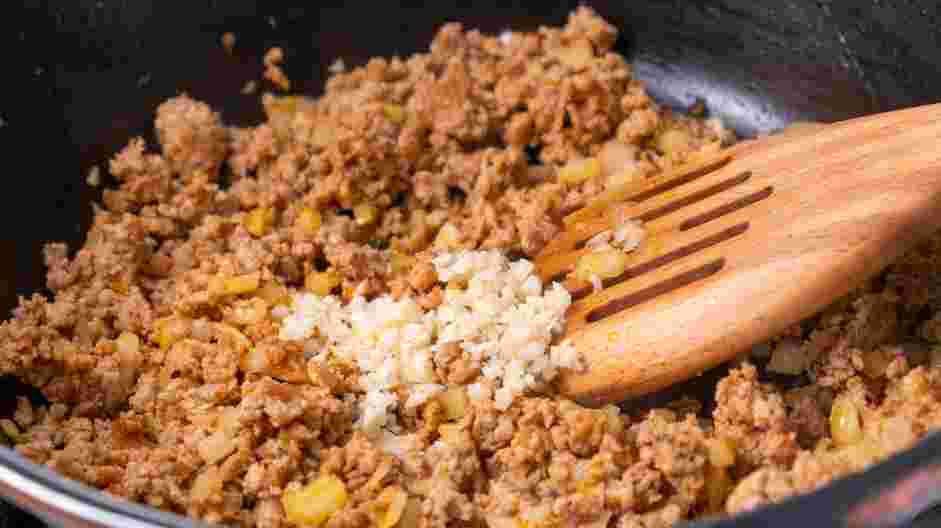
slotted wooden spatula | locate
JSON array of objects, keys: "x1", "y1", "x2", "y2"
[{"x1": 537, "y1": 103, "x2": 941, "y2": 407}]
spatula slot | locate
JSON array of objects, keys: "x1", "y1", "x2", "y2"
[
  {"x1": 636, "y1": 171, "x2": 753, "y2": 224},
  {"x1": 586, "y1": 258, "x2": 726, "y2": 323},
  {"x1": 571, "y1": 171, "x2": 751, "y2": 251},
  {"x1": 570, "y1": 222, "x2": 748, "y2": 301},
  {"x1": 629, "y1": 155, "x2": 734, "y2": 203},
  {"x1": 609, "y1": 222, "x2": 747, "y2": 288},
  {"x1": 680, "y1": 186, "x2": 774, "y2": 231}
]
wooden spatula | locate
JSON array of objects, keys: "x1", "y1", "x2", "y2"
[{"x1": 537, "y1": 103, "x2": 941, "y2": 407}]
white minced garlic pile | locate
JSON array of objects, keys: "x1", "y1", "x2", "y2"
[{"x1": 278, "y1": 250, "x2": 581, "y2": 435}]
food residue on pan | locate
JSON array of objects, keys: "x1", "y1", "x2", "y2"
[
  {"x1": 264, "y1": 46, "x2": 291, "y2": 91},
  {"x1": 222, "y1": 32, "x2": 238, "y2": 54}
]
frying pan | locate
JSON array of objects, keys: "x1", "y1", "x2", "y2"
[{"x1": 1, "y1": 0, "x2": 941, "y2": 526}]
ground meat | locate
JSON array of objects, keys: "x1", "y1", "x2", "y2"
[
  {"x1": 108, "y1": 137, "x2": 175, "y2": 208},
  {"x1": 322, "y1": 239, "x2": 390, "y2": 299},
  {"x1": 5, "y1": 7, "x2": 941, "y2": 528},
  {"x1": 714, "y1": 363, "x2": 800, "y2": 469},
  {"x1": 263, "y1": 48, "x2": 292, "y2": 91},
  {"x1": 726, "y1": 468, "x2": 797, "y2": 514},
  {"x1": 155, "y1": 95, "x2": 229, "y2": 180},
  {"x1": 783, "y1": 386, "x2": 831, "y2": 447}
]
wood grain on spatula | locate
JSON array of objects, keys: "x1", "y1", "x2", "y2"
[{"x1": 538, "y1": 104, "x2": 941, "y2": 407}]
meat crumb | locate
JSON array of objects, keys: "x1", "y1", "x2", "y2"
[
  {"x1": 329, "y1": 58, "x2": 346, "y2": 74},
  {"x1": 85, "y1": 165, "x2": 102, "y2": 187},
  {"x1": 222, "y1": 32, "x2": 237, "y2": 54},
  {"x1": 263, "y1": 47, "x2": 291, "y2": 91},
  {"x1": 241, "y1": 80, "x2": 258, "y2": 95}
]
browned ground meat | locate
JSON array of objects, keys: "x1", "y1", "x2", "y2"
[{"x1": 1, "y1": 7, "x2": 941, "y2": 528}]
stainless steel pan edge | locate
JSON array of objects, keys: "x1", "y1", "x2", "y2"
[
  {"x1": 0, "y1": 446, "x2": 209, "y2": 528},
  {"x1": 0, "y1": 431, "x2": 939, "y2": 528}
]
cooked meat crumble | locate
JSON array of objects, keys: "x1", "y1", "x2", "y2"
[{"x1": 1, "y1": 7, "x2": 940, "y2": 528}]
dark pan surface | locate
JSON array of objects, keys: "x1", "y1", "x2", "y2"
[{"x1": 1, "y1": 1, "x2": 941, "y2": 526}]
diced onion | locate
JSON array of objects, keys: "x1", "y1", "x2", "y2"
[
  {"x1": 297, "y1": 207, "x2": 323, "y2": 235},
  {"x1": 306, "y1": 271, "x2": 341, "y2": 296},
  {"x1": 574, "y1": 250, "x2": 629, "y2": 281},
  {"x1": 558, "y1": 157, "x2": 601, "y2": 185},
  {"x1": 282, "y1": 475, "x2": 349, "y2": 527},
  {"x1": 830, "y1": 397, "x2": 864, "y2": 447},
  {"x1": 244, "y1": 207, "x2": 275, "y2": 237},
  {"x1": 438, "y1": 387, "x2": 468, "y2": 421}
]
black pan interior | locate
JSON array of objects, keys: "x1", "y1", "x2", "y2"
[{"x1": 1, "y1": 0, "x2": 941, "y2": 526}]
